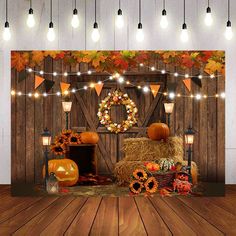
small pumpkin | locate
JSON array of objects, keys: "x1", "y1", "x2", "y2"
[
  {"x1": 80, "y1": 132, "x2": 99, "y2": 144},
  {"x1": 145, "y1": 162, "x2": 160, "y2": 172},
  {"x1": 43, "y1": 158, "x2": 79, "y2": 187},
  {"x1": 158, "y1": 158, "x2": 175, "y2": 171},
  {"x1": 147, "y1": 122, "x2": 170, "y2": 141}
]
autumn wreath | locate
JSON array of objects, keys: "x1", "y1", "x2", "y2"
[{"x1": 97, "y1": 90, "x2": 138, "y2": 133}]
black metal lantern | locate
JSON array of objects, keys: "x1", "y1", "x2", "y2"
[
  {"x1": 184, "y1": 126, "x2": 196, "y2": 182},
  {"x1": 41, "y1": 128, "x2": 51, "y2": 187}
]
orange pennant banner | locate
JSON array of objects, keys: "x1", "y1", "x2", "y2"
[
  {"x1": 34, "y1": 75, "x2": 45, "y2": 89},
  {"x1": 60, "y1": 82, "x2": 70, "y2": 94},
  {"x1": 95, "y1": 83, "x2": 104, "y2": 96},
  {"x1": 150, "y1": 84, "x2": 160, "y2": 97},
  {"x1": 183, "y1": 79, "x2": 191, "y2": 92}
]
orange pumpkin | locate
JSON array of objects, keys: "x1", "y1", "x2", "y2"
[
  {"x1": 43, "y1": 159, "x2": 79, "y2": 187},
  {"x1": 146, "y1": 162, "x2": 160, "y2": 172},
  {"x1": 147, "y1": 122, "x2": 170, "y2": 141},
  {"x1": 80, "y1": 132, "x2": 99, "y2": 144}
]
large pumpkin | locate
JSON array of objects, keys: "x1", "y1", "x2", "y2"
[
  {"x1": 147, "y1": 122, "x2": 170, "y2": 141},
  {"x1": 43, "y1": 159, "x2": 79, "y2": 187},
  {"x1": 80, "y1": 132, "x2": 99, "y2": 144}
]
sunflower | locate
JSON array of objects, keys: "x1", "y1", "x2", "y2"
[
  {"x1": 129, "y1": 180, "x2": 144, "y2": 194},
  {"x1": 61, "y1": 129, "x2": 73, "y2": 138},
  {"x1": 55, "y1": 134, "x2": 68, "y2": 145},
  {"x1": 68, "y1": 133, "x2": 81, "y2": 145},
  {"x1": 133, "y1": 169, "x2": 147, "y2": 181},
  {"x1": 144, "y1": 177, "x2": 158, "y2": 194},
  {"x1": 50, "y1": 143, "x2": 66, "y2": 156}
]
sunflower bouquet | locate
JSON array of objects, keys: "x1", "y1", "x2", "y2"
[
  {"x1": 129, "y1": 168, "x2": 158, "y2": 195},
  {"x1": 50, "y1": 129, "x2": 81, "y2": 156}
]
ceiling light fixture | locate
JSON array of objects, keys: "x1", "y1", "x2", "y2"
[
  {"x1": 225, "y1": 0, "x2": 233, "y2": 40},
  {"x1": 204, "y1": 0, "x2": 213, "y2": 26},
  {"x1": 3, "y1": 0, "x2": 11, "y2": 41},
  {"x1": 116, "y1": 0, "x2": 124, "y2": 29},
  {"x1": 136, "y1": 0, "x2": 144, "y2": 42},
  {"x1": 160, "y1": 0, "x2": 168, "y2": 29},
  {"x1": 180, "y1": 0, "x2": 189, "y2": 42},
  {"x1": 47, "y1": 0, "x2": 55, "y2": 42},
  {"x1": 91, "y1": 0, "x2": 100, "y2": 42},
  {"x1": 71, "y1": 0, "x2": 79, "y2": 28}
]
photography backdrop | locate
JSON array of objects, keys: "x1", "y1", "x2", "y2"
[
  {"x1": 0, "y1": 0, "x2": 235, "y2": 184},
  {"x1": 11, "y1": 50, "x2": 225, "y2": 184}
]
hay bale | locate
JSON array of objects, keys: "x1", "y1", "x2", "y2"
[
  {"x1": 123, "y1": 136, "x2": 183, "y2": 163},
  {"x1": 114, "y1": 160, "x2": 146, "y2": 185}
]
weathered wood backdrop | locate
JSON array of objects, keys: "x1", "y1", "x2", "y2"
[{"x1": 11, "y1": 52, "x2": 225, "y2": 184}]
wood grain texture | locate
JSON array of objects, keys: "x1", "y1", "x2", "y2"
[
  {"x1": 119, "y1": 197, "x2": 147, "y2": 236},
  {"x1": 90, "y1": 197, "x2": 118, "y2": 236},
  {"x1": 11, "y1": 56, "x2": 225, "y2": 183},
  {"x1": 0, "y1": 186, "x2": 235, "y2": 235}
]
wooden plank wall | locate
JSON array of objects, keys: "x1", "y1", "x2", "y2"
[{"x1": 11, "y1": 56, "x2": 225, "y2": 184}]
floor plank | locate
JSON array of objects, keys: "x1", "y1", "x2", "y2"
[
  {"x1": 163, "y1": 197, "x2": 224, "y2": 235},
  {"x1": 179, "y1": 197, "x2": 236, "y2": 235},
  {"x1": 13, "y1": 196, "x2": 75, "y2": 235},
  {"x1": 150, "y1": 197, "x2": 196, "y2": 235},
  {"x1": 0, "y1": 197, "x2": 58, "y2": 234},
  {"x1": 65, "y1": 197, "x2": 102, "y2": 236},
  {"x1": 0, "y1": 197, "x2": 42, "y2": 224},
  {"x1": 119, "y1": 197, "x2": 147, "y2": 236},
  {"x1": 135, "y1": 197, "x2": 172, "y2": 236},
  {"x1": 90, "y1": 197, "x2": 119, "y2": 236},
  {"x1": 41, "y1": 198, "x2": 87, "y2": 236}
]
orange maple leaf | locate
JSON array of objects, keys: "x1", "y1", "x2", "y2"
[
  {"x1": 11, "y1": 52, "x2": 29, "y2": 71},
  {"x1": 31, "y1": 51, "x2": 45, "y2": 66}
]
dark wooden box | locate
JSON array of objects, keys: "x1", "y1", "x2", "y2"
[{"x1": 66, "y1": 144, "x2": 97, "y2": 175}]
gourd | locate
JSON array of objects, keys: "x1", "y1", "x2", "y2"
[
  {"x1": 147, "y1": 122, "x2": 169, "y2": 141},
  {"x1": 158, "y1": 158, "x2": 175, "y2": 171}
]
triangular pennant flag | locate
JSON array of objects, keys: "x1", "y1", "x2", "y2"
[
  {"x1": 95, "y1": 83, "x2": 104, "y2": 96},
  {"x1": 44, "y1": 79, "x2": 55, "y2": 93},
  {"x1": 60, "y1": 82, "x2": 70, "y2": 94},
  {"x1": 18, "y1": 70, "x2": 26, "y2": 83},
  {"x1": 191, "y1": 77, "x2": 202, "y2": 88},
  {"x1": 35, "y1": 75, "x2": 45, "y2": 89},
  {"x1": 150, "y1": 85, "x2": 160, "y2": 97},
  {"x1": 183, "y1": 79, "x2": 191, "y2": 92}
]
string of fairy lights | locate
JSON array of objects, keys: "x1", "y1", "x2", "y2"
[
  {"x1": 1, "y1": 0, "x2": 234, "y2": 42},
  {"x1": 10, "y1": 64, "x2": 225, "y2": 100}
]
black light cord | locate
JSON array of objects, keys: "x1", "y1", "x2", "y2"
[
  {"x1": 95, "y1": 0, "x2": 97, "y2": 23},
  {"x1": 208, "y1": 0, "x2": 209, "y2": 8},
  {"x1": 139, "y1": 0, "x2": 141, "y2": 23},
  {"x1": 228, "y1": 0, "x2": 230, "y2": 21},
  {"x1": 6, "y1": 0, "x2": 8, "y2": 22},
  {"x1": 183, "y1": 0, "x2": 185, "y2": 24},
  {"x1": 163, "y1": 0, "x2": 165, "y2": 10},
  {"x1": 75, "y1": 0, "x2": 77, "y2": 9},
  {"x1": 119, "y1": 0, "x2": 121, "y2": 9},
  {"x1": 30, "y1": 0, "x2": 32, "y2": 9},
  {"x1": 50, "y1": 0, "x2": 52, "y2": 22}
]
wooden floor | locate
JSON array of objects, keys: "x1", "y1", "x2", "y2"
[{"x1": 0, "y1": 186, "x2": 236, "y2": 235}]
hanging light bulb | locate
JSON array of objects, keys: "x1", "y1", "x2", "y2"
[
  {"x1": 27, "y1": 0, "x2": 36, "y2": 28},
  {"x1": 91, "y1": 0, "x2": 100, "y2": 42},
  {"x1": 71, "y1": 0, "x2": 79, "y2": 28},
  {"x1": 136, "y1": 0, "x2": 144, "y2": 42},
  {"x1": 116, "y1": 0, "x2": 124, "y2": 29},
  {"x1": 204, "y1": 0, "x2": 213, "y2": 26},
  {"x1": 47, "y1": 0, "x2": 55, "y2": 42},
  {"x1": 225, "y1": 0, "x2": 233, "y2": 40},
  {"x1": 180, "y1": 0, "x2": 188, "y2": 42},
  {"x1": 3, "y1": 0, "x2": 11, "y2": 41},
  {"x1": 160, "y1": 0, "x2": 168, "y2": 29}
]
